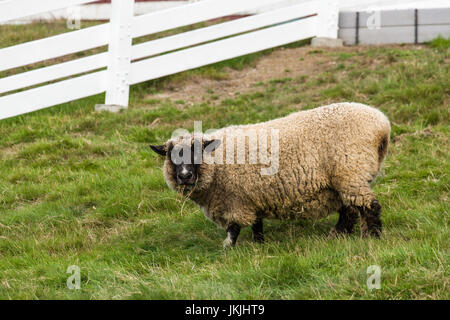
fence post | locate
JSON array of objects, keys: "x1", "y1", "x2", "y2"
[
  {"x1": 96, "y1": 0, "x2": 134, "y2": 112},
  {"x1": 312, "y1": 0, "x2": 342, "y2": 47}
]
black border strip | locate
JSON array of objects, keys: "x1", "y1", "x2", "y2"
[
  {"x1": 414, "y1": 8, "x2": 418, "y2": 44},
  {"x1": 355, "y1": 11, "x2": 360, "y2": 45}
]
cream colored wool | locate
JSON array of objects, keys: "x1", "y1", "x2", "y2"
[{"x1": 161, "y1": 102, "x2": 390, "y2": 230}]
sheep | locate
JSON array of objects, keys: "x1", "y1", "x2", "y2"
[{"x1": 150, "y1": 102, "x2": 390, "y2": 247}]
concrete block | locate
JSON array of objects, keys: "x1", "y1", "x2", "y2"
[
  {"x1": 311, "y1": 37, "x2": 344, "y2": 47},
  {"x1": 94, "y1": 104, "x2": 127, "y2": 113}
]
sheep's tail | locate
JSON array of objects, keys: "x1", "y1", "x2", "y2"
[
  {"x1": 378, "y1": 133, "x2": 389, "y2": 164},
  {"x1": 376, "y1": 118, "x2": 390, "y2": 175}
]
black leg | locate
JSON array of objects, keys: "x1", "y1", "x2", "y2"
[
  {"x1": 359, "y1": 199, "x2": 382, "y2": 238},
  {"x1": 329, "y1": 206, "x2": 359, "y2": 238},
  {"x1": 223, "y1": 223, "x2": 241, "y2": 248},
  {"x1": 251, "y1": 218, "x2": 264, "y2": 243},
  {"x1": 337, "y1": 206, "x2": 359, "y2": 233}
]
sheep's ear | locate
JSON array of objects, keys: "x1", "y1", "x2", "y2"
[
  {"x1": 149, "y1": 144, "x2": 167, "y2": 156},
  {"x1": 203, "y1": 139, "x2": 221, "y2": 153}
]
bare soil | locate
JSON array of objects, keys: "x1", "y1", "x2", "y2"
[{"x1": 146, "y1": 45, "x2": 409, "y2": 105}]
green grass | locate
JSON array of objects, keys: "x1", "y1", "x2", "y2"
[
  {"x1": 0, "y1": 23, "x2": 449, "y2": 299},
  {"x1": 428, "y1": 35, "x2": 450, "y2": 50}
]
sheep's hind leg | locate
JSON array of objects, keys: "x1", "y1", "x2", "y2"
[
  {"x1": 333, "y1": 179, "x2": 382, "y2": 238},
  {"x1": 328, "y1": 206, "x2": 359, "y2": 238},
  {"x1": 251, "y1": 218, "x2": 264, "y2": 243},
  {"x1": 358, "y1": 199, "x2": 382, "y2": 238},
  {"x1": 223, "y1": 223, "x2": 241, "y2": 248}
]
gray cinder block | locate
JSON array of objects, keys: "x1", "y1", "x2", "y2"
[
  {"x1": 311, "y1": 37, "x2": 344, "y2": 47},
  {"x1": 94, "y1": 104, "x2": 127, "y2": 113}
]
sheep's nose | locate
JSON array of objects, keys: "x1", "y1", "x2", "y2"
[{"x1": 178, "y1": 171, "x2": 193, "y2": 180}]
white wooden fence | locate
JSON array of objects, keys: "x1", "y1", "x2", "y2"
[
  {"x1": 3, "y1": 0, "x2": 449, "y2": 23},
  {"x1": 0, "y1": 0, "x2": 338, "y2": 120}
]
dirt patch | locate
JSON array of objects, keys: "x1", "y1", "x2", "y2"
[
  {"x1": 145, "y1": 44, "x2": 421, "y2": 105},
  {"x1": 148, "y1": 46, "x2": 331, "y2": 104}
]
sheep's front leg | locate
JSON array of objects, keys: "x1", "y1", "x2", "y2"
[
  {"x1": 252, "y1": 218, "x2": 264, "y2": 243},
  {"x1": 223, "y1": 223, "x2": 241, "y2": 248}
]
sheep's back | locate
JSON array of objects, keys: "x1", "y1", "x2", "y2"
[{"x1": 203, "y1": 102, "x2": 390, "y2": 220}]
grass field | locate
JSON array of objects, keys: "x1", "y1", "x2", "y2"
[{"x1": 0, "y1": 23, "x2": 448, "y2": 299}]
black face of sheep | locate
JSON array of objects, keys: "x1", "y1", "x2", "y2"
[{"x1": 150, "y1": 139, "x2": 221, "y2": 186}]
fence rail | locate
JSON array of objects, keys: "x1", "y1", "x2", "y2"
[
  {"x1": 0, "y1": 0, "x2": 93, "y2": 23},
  {"x1": 0, "y1": 0, "x2": 338, "y2": 120},
  {"x1": 131, "y1": 16, "x2": 319, "y2": 85},
  {"x1": 0, "y1": 24, "x2": 109, "y2": 72}
]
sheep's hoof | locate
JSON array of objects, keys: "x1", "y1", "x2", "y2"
[
  {"x1": 327, "y1": 228, "x2": 340, "y2": 240},
  {"x1": 223, "y1": 235, "x2": 235, "y2": 249},
  {"x1": 253, "y1": 235, "x2": 265, "y2": 244},
  {"x1": 327, "y1": 228, "x2": 338, "y2": 239},
  {"x1": 223, "y1": 223, "x2": 240, "y2": 248},
  {"x1": 327, "y1": 227, "x2": 348, "y2": 240},
  {"x1": 222, "y1": 235, "x2": 235, "y2": 249}
]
